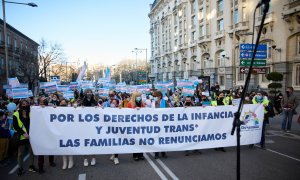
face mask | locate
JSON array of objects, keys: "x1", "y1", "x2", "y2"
[
  {"x1": 136, "y1": 97, "x2": 141, "y2": 102},
  {"x1": 154, "y1": 97, "x2": 158, "y2": 102},
  {"x1": 163, "y1": 96, "x2": 168, "y2": 101},
  {"x1": 255, "y1": 95, "x2": 263, "y2": 102},
  {"x1": 60, "y1": 104, "x2": 67, "y2": 107},
  {"x1": 87, "y1": 94, "x2": 92, "y2": 98},
  {"x1": 245, "y1": 97, "x2": 250, "y2": 101},
  {"x1": 110, "y1": 104, "x2": 116, "y2": 108},
  {"x1": 286, "y1": 91, "x2": 290, "y2": 96},
  {"x1": 185, "y1": 102, "x2": 191, "y2": 106}
]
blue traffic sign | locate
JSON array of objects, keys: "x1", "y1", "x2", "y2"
[
  {"x1": 240, "y1": 51, "x2": 267, "y2": 59},
  {"x1": 240, "y1": 44, "x2": 267, "y2": 51}
]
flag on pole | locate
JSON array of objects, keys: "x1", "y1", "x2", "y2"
[
  {"x1": 105, "y1": 67, "x2": 111, "y2": 81},
  {"x1": 76, "y1": 62, "x2": 88, "y2": 82}
]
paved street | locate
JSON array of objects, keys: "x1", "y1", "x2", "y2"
[{"x1": 1, "y1": 112, "x2": 300, "y2": 180}]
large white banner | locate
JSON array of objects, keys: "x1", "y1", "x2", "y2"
[{"x1": 30, "y1": 104, "x2": 264, "y2": 155}]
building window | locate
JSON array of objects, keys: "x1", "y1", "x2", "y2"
[
  {"x1": 0, "y1": 57, "x2": 3, "y2": 70},
  {"x1": 206, "y1": 23, "x2": 209, "y2": 34},
  {"x1": 0, "y1": 30, "x2": 2, "y2": 42},
  {"x1": 217, "y1": 0, "x2": 224, "y2": 16},
  {"x1": 191, "y1": 0, "x2": 196, "y2": 14},
  {"x1": 199, "y1": 25, "x2": 205, "y2": 37},
  {"x1": 297, "y1": 36, "x2": 300, "y2": 55},
  {"x1": 179, "y1": 35, "x2": 182, "y2": 44},
  {"x1": 238, "y1": 72, "x2": 245, "y2": 81},
  {"x1": 234, "y1": 9, "x2": 238, "y2": 24},
  {"x1": 192, "y1": 31, "x2": 196, "y2": 41},
  {"x1": 179, "y1": 21, "x2": 182, "y2": 30},
  {"x1": 14, "y1": 38, "x2": 17, "y2": 49},
  {"x1": 296, "y1": 64, "x2": 300, "y2": 86},
  {"x1": 198, "y1": 8, "x2": 204, "y2": 20},
  {"x1": 261, "y1": 67, "x2": 270, "y2": 83},
  {"x1": 219, "y1": 75, "x2": 225, "y2": 86},
  {"x1": 218, "y1": 18, "x2": 224, "y2": 31},
  {"x1": 268, "y1": 43, "x2": 272, "y2": 59},
  {"x1": 242, "y1": 7, "x2": 247, "y2": 21},
  {"x1": 7, "y1": 34, "x2": 10, "y2": 45},
  {"x1": 192, "y1": 16, "x2": 196, "y2": 28}
]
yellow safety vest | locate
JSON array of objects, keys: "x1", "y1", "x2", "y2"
[
  {"x1": 252, "y1": 98, "x2": 269, "y2": 114},
  {"x1": 211, "y1": 100, "x2": 217, "y2": 106},
  {"x1": 223, "y1": 96, "x2": 233, "y2": 105},
  {"x1": 13, "y1": 111, "x2": 28, "y2": 141}
]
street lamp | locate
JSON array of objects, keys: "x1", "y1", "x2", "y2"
[
  {"x1": 132, "y1": 49, "x2": 142, "y2": 85},
  {"x1": 2, "y1": 0, "x2": 37, "y2": 84},
  {"x1": 133, "y1": 48, "x2": 148, "y2": 84}
]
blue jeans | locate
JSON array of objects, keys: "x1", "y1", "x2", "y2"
[
  {"x1": 260, "y1": 115, "x2": 268, "y2": 146},
  {"x1": 281, "y1": 109, "x2": 294, "y2": 130}
]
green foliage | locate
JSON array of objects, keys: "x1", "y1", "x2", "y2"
[
  {"x1": 268, "y1": 83, "x2": 282, "y2": 89},
  {"x1": 266, "y1": 72, "x2": 283, "y2": 97},
  {"x1": 266, "y1": 72, "x2": 283, "y2": 81},
  {"x1": 269, "y1": 90, "x2": 281, "y2": 95}
]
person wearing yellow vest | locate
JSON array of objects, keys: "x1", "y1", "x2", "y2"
[
  {"x1": 211, "y1": 92, "x2": 226, "y2": 152},
  {"x1": 13, "y1": 99, "x2": 37, "y2": 176},
  {"x1": 223, "y1": 95, "x2": 233, "y2": 105},
  {"x1": 252, "y1": 91, "x2": 269, "y2": 150}
]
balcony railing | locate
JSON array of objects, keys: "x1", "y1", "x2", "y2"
[
  {"x1": 217, "y1": 11, "x2": 223, "y2": 17},
  {"x1": 199, "y1": 0, "x2": 204, "y2": 6},
  {"x1": 282, "y1": 0, "x2": 300, "y2": 17},
  {"x1": 198, "y1": 34, "x2": 211, "y2": 43},
  {"x1": 215, "y1": 30, "x2": 225, "y2": 37},
  {"x1": 230, "y1": 21, "x2": 249, "y2": 31}
]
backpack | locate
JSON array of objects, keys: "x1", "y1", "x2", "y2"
[{"x1": 266, "y1": 101, "x2": 275, "y2": 117}]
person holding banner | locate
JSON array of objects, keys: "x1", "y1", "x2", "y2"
[
  {"x1": 38, "y1": 97, "x2": 56, "y2": 174},
  {"x1": 153, "y1": 91, "x2": 168, "y2": 159},
  {"x1": 82, "y1": 88, "x2": 98, "y2": 166},
  {"x1": 59, "y1": 99, "x2": 75, "y2": 170},
  {"x1": 251, "y1": 91, "x2": 270, "y2": 150},
  {"x1": 211, "y1": 92, "x2": 226, "y2": 152},
  {"x1": 109, "y1": 99, "x2": 120, "y2": 165},
  {"x1": 127, "y1": 91, "x2": 145, "y2": 161},
  {"x1": 13, "y1": 100, "x2": 38, "y2": 176},
  {"x1": 49, "y1": 94, "x2": 60, "y2": 106},
  {"x1": 184, "y1": 96, "x2": 202, "y2": 156}
]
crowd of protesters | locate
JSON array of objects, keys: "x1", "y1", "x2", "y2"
[{"x1": 0, "y1": 83, "x2": 298, "y2": 176}]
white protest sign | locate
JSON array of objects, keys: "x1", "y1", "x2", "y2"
[{"x1": 30, "y1": 104, "x2": 264, "y2": 155}]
